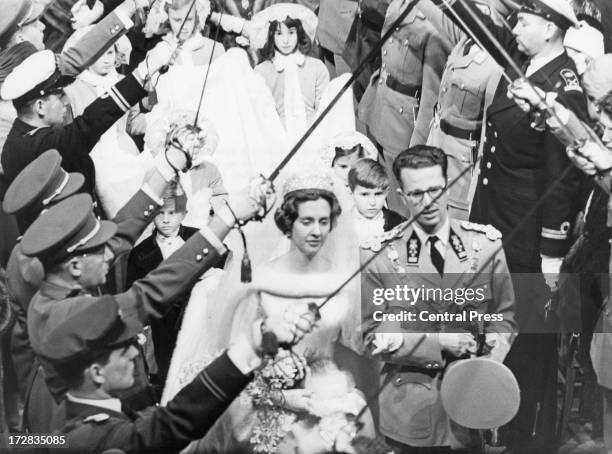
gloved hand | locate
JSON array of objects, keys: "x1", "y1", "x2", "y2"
[
  {"x1": 369, "y1": 333, "x2": 403, "y2": 355},
  {"x1": 576, "y1": 140, "x2": 612, "y2": 173},
  {"x1": 217, "y1": 175, "x2": 276, "y2": 225},
  {"x1": 136, "y1": 40, "x2": 176, "y2": 77},
  {"x1": 70, "y1": 0, "x2": 103, "y2": 29},
  {"x1": 541, "y1": 254, "x2": 563, "y2": 291},
  {"x1": 439, "y1": 332, "x2": 477, "y2": 357}
]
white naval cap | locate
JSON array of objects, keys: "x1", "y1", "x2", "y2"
[
  {"x1": 520, "y1": 0, "x2": 578, "y2": 30},
  {"x1": 0, "y1": 49, "x2": 73, "y2": 103}
]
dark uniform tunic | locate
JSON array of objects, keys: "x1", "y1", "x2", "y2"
[
  {"x1": 49, "y1": 352, "x2": 251, "y2": 454},
  {"x1": 439, "y1": 2, "x2": 588, "y2": 451},
  {"x1": 1, "y1": 74, "x2": 146, "y2": 198}
]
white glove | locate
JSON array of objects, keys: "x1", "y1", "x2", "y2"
[
  {"x1": 138, "y1": 40, "x2": 176, "y2": 75},
  {"x1": 438, "y1": 332, "x2": 476, "y2": 357},
  {"x1": 541, "y1": 254, "x2": 563, "y2": 291},
  {"x1": 578, "y1": 141, "x2": 612, "y2": 173},
  {"x1": 70, "y1": 0, "x2": 103, "y2": 29},
  {"x1": 370, "y1": 333, "x2": 403, "y2": 355}
]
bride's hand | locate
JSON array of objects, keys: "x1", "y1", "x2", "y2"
[{"x1": 282, "y1": 389, "x2": 313, "y2": 412}]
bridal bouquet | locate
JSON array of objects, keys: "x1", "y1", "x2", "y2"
[{"x1": 247, "y1": 349, "x2": 307, "y2": 453}]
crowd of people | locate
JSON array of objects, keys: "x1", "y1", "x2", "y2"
[{"x1": 0, "y1": 0, "x2": 611, "y2": 453}]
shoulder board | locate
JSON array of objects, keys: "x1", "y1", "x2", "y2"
[
  {"x1": 460, "y1": 221, "x2": 502, "y2": 241},
  {"x1": 83, "y1": 413, "x2": 110, "y2": 424},
  {"x1": 559, "y1": 68, "x2": 582, "y2": 93},
  {"x1": 360, "y1": 220, "x2": 409, "y2": 251}
]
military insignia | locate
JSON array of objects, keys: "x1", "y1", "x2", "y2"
[
  {"x1": 406, "y1": 231, "x2": 421, "y2": 265},
  {"x1": 470, "y1": 239, "x2": 481, "y2": 272},
  {"x1": 461, "y1": 221, "x2": 502, "y2": 241},
  {"x1": 83, "y1": 413, "x2": 110, "y2": 423},
  {"x1": 450, "y1": 229, "x2": 468, "y2": 262},
  {"x1": 560, "y1": 69, "x2": 582, "y2": 93}
]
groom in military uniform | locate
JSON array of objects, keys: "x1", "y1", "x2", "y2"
[{"x1": 361, "y1": 146, "x2": 517, "y2": 452}]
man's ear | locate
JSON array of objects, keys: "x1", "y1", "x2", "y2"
[
  {"x1": 67, "y1": 258, "x2": 82, "y2": 279},
  {"x1": 33, "y1": 98, "x2": 46, "y2": 118},
  {"x1": 87, "y1": 363, "x2": 106, "y2": 386}
]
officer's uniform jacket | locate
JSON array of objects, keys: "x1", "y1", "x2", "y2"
[
  {"x1": 49, "y1": 352, "x2": 251, "y2": 454},
  {"x1": 445, "y1": 0, "x2": 589, "y2": 269},
  {"x1": 8, "y1": 189, "x2": 161, "y2": 403},
  {"x1": 19, "y1": 189, "x2": 166, "y2": 432},
  {"x1": 316, "y1": 0, "x2": 359, "y2": 55},
  {"x1": 360, "y1": 218, "x2": 516, "y2": 446},
  {"x1": 2, "y1": 73, "x2": 146, "y2": 197},
  {"x1": 358, "y1": 1, "x2": 452, "y2": 151},
  {"x1": 417, "y1": 1, "x2": 502, "y2": 216}
]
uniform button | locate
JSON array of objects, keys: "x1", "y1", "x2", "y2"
[
  {"x1": 395, "y1": 377, "x2": 402, "y2": 385},
  {"x1": 404, "y1": 39, "x2": 409, "y2": 46},
  {"x1": 491, "y1": 146, "x2": 496, "y2": 153},
  {"x1": 148, "y1": 204, "x2": 154, "y2": 210},
  {"x1": 382, "y1": 63, "x2": 386, "y2": 69},
  {"x1": 202, "y1": 248, "x2": 209, "y2": 255},
  {"x1": 483, "y1": 178, "x2": 489, "y2": 185},
  {"x1": 425, "y1": 363, "x2": 433, "y2": 369},
  {"x1": 378, "y1": 79, "x2": 383, "y2": 85},
  {"x1": 196, "y1": 254, "x2": 203, "y2": 262},
  {"x1": 432, "y1": 362, "x2": 440, "y2": 368},
  {"x1": 389, "y1": 37, "x2": 394, "y2": 44},
  {"x1": 494, "y1": 131, "x2": 498, "y2": 138},
  {"x1": 486, "y1": 162, "x2": 491, "y2": 169},
  {"x1": 383, "y1": 49, "x2": 387, "y2": 56},
  {"x1": 399, "y1": 107, "x2": 404, "y2": 114},
  {"x1": 443, "y1": 87, "x2": 447, "y2": 92},
  {"x1": 144, "y1": 210, "x2": 149, "y2": 216},
  {"x1": 461, "y1": 83, "x2": 465, "y2": 89}
]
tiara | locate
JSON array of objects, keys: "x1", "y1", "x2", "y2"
[
  {"x1": 282, "y1": 171, "x2": 334, "y2": 197},
  {"x1": 320, "y1": 131, "x2": 378, "y2": 168}
]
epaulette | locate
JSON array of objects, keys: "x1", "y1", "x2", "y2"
[
  {"x1": 460, "y1": 221, "x2": 502, "y2": 241},
  {"x1": 360, "y1": 220, "x2": 409, "y2": 251},
  {"x1": 83, "y1": 413, "x2": 110, "y2": 424}
]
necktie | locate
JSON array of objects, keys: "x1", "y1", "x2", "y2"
[{"x1": 429, "y1": 236, "x2": 444, "y2": 276}]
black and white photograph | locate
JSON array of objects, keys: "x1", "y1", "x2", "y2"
[{"x1": 0, "y1": 0, "x2": 611, "y2": 452}]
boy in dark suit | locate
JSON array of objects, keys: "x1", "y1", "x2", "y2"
[
  {"x1": 126, "y1": 181, "x2": 226, "y2": 389},
  {"x1": 348, "y1": 158, "x2": 405, "y2": 245}
]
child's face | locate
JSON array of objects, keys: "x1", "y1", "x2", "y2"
[
  {"x1": 90, "y1": 46, "x2": 116, "y2": 77},
  {"x1": 154, "y1": 200, "x2": 186, "y2": 237},
  {"x1": 352, "y1": 184, "x2": 387, "y2": 219},
  {"x1": 332, "y1": 153, "x2": 360, "y2": 186},
  {"x1": 274, "y1": 22, "x2": 298, "y2": 55}
]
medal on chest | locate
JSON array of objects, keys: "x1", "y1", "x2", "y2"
[{"x1": 470, "y1": 238, "x2": 481, "y2": 272}]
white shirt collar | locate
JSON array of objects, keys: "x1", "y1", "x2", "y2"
[
  {"x1": 526, "y1": 48, "x2": 565, "y2": 77},
  {"x1": 412, "y1": 216, "x2": 450, "y2": 247},
  {"x1": 66, "y1": 393, "x2": 122, "y2": 414}
]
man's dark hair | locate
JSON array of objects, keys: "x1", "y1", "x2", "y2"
[
  {"x1": 260, "y1": 18, "x2": 312, "y2": 61},
  {"x1": 392, "y1": 145, "x2": 448, "y2": 188}
]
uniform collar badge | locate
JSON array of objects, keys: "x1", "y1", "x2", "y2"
[
  {"x1": 406, "y1": 230, "x2": 421, "y2": 265},
  {"x1": 450, "y1": 229, "x2": 467, "y2": 262}
]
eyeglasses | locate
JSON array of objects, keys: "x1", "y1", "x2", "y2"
[{"x1": 403, "y1": 185, "x2": 446, "y2": 203}]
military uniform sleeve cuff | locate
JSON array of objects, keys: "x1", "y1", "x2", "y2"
[
  {"x1": 198, "y1": 352, "x2": 252, "y2": 402},
  {"x1": 113, "y1": 9, "x2": 134, "y2": 29},
  {"x1": 198, "y1": 225, "x2": 227, "y2": 255},
  {"x1": 140, "y1": 183, "x2": 164, "y2": 206}
]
